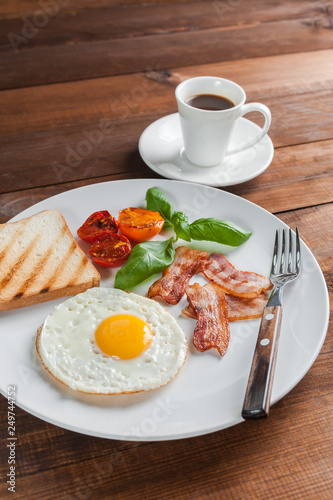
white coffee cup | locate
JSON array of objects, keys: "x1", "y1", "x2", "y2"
[{"x1": 175, "y1": 76, "x2": 271, "y2": 167}]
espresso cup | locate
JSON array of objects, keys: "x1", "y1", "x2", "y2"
[{"x1": 175, "y1": 76, "x2": 271, "y2": 167}]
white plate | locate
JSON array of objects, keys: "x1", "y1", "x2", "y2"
[
  {"x1": 0, "y1": 180, "x2": 329, "y2": 441},
  {"x1": 139, "y1": 113, "x2": 274, "y2": 186}
]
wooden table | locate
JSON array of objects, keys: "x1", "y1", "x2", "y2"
[{"x1": 1, "y1": 1, "x2": 332, "y2": 498}]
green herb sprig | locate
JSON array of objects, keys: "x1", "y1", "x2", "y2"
[{"x1": 114, "y1": 187, "x2": 251, "y2": 290}]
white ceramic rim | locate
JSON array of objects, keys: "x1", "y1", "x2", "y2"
[{"x1": 175, "y1": 76, "x2": 246, "y2": 113}]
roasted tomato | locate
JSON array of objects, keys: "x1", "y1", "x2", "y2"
[
  {"x1": 118, "y1": 208, "x2": 164, "y2": 242},
  {"x1": 77, "y1": 211, "x2": 118, "y2": 243},
  {"x1": 89, "y1": 234, "x2": 131, "y2": 268}
]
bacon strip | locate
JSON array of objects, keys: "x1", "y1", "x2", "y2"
[
  {"x1": 185, "y1": 283, "x2": 230, "y2": 356},
  {"x1": 183, "y1": 291, "x2": 269, "y2": 322},
  {"x1": 202, "y1": 253, "x2": 272, "y2": 298},
  {"x1": 148, "y1": 246, "x2": 208, "y2": 305}
]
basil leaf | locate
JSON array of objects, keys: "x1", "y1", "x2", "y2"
[
  {"x1": 145, "y1": 187, "x2": 175, "y2": 229},
  {"x1": 114, "y1": 238, "x2": 175, "y2": 290},
  {"x1": 189, "y1": 218, "x2": 252, "y2": 246},
  {"x1": 172, "y1": 211, "x2": 191, "y2": 242}
]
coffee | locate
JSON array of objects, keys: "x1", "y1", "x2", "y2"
[{"x1": 185, "y1": 93, "x2": 234, "y2": 111}]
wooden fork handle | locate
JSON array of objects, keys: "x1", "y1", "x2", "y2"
[{"x1": 242, "y1": 305, "x2": 283, "y2": 419}]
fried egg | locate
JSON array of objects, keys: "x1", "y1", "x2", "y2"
[{"x1": 36, "y1": 287, "x2": 188, "y2": 394}]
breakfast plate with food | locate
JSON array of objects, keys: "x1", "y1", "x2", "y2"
[{"x1": 0, "y1": 179, "x2": 329, "y2": 441}]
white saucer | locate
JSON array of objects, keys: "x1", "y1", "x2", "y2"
[{"x1": 139, "y1": 113, "x2": 274, "y2": 187}]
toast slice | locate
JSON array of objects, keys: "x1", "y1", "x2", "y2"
[{"x1": 0, "y1": 210, "x2": 100, "y2": 311}]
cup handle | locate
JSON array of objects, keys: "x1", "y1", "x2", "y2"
[{"x1": 226, "y1": 103, "x2": 271, "y2": 156}]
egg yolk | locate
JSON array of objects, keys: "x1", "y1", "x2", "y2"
[{"x1": 95, "y1": 314, "x2": 152, "y2": 359}]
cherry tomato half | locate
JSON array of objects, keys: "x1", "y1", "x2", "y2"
[
  {"x1": 89, "y1": 234, "x2": 131, "y2": 268},
  {"x1": 77, "y1": 211, "x2": 118, "y2": 243},
  {"x1": 118, "y1": 208, "x2": 164, "y2": 242}
]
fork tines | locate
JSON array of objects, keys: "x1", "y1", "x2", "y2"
[{"x1": 272, "y1": 227, "x2": 301, "y2": 276}]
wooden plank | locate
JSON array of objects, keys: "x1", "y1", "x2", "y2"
[
  {"x1": 1, "y1": 139, "x2": 333, "y2": 221},
  {"x1": 173, "y1": 50, "x2": 333, "y2": 101},
  {"x1": 229, "y1": 140, "x2": 333, "y2": 214},
  {"x1": 2, "y1": 17, "x2": 333, "y2": 89},
  {"x1": 1, "y1": 0, "x2": 330, "y2": 47},
  {"x1": 1, "y1": 389, "x2": 332, "y2": 499},
  {"x1": 2, "y1": 50, "x2": 333, "y2": 137},
  {"x1": 1, "y1": 87, "x2": 333, "y2": 197},
  {"x1": 0, "y1": 116, "x2": 153, "y2": 195},
  {"x1": 0, "y1": 170, "x2": 159, "y2": 223},
  {"x1": 0, "y1": 0, "x2": 197, "y2": 20}
]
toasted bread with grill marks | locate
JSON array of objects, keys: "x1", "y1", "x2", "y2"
[{"x1": 0, "y1": 210, "x2": 100, "y2": 311}]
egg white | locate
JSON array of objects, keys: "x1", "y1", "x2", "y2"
[{"x1": 36, "y1": 287, "x2": 188, "y2": 394}]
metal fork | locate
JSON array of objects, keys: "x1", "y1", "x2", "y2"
[{"x1": 242, "y1": 228, "x2": 301, "y2": 419}]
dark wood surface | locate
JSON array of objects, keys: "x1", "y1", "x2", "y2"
[{"x1": 1, "y1": 1, "x2": 332, "y2": 498}]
